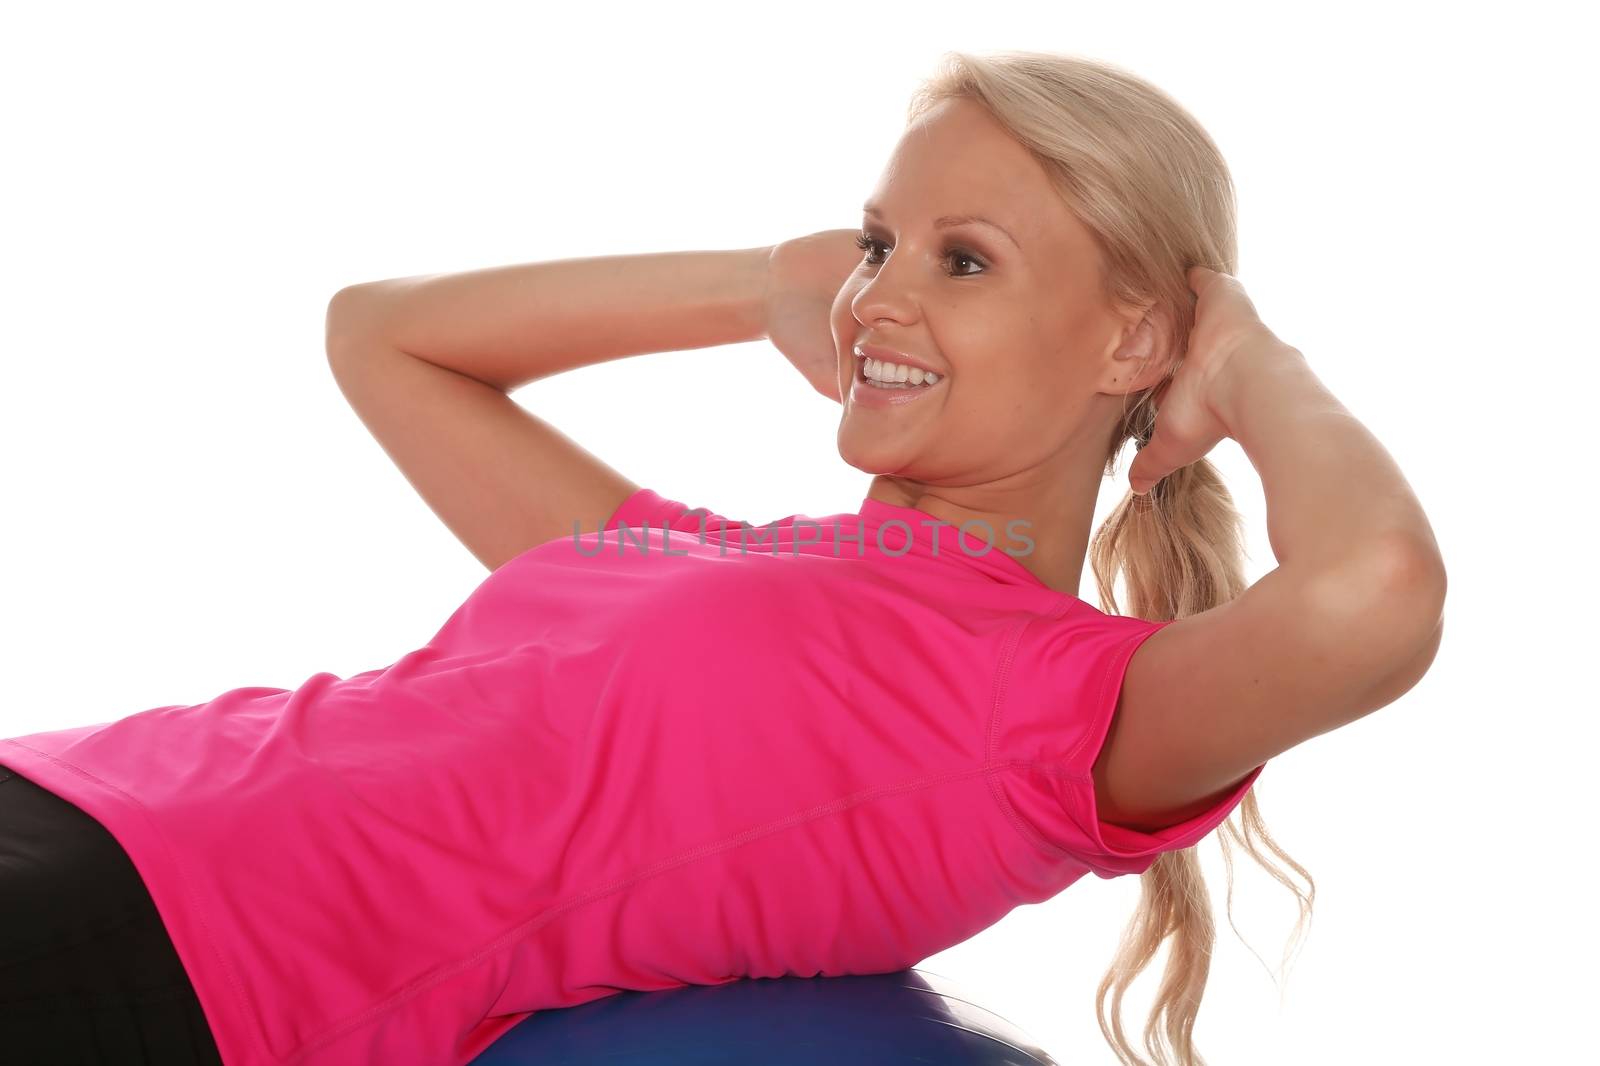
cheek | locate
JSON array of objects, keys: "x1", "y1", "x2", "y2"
[
  {"x1": 828, "y1": 311, "x2": 849, "y2": 368},
  {"x1": 830, "y1": 283, "x2": 860, "y2": 336},
  {"x1": 969, "y1": 359, "x2": 1078, "y2": 424}
]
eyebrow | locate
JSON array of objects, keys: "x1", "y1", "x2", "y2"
[{"x1": 861, "y1": 202, "x2": 1021, "y2": 250}]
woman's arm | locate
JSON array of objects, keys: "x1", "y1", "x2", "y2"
[
  {"x1": 323, "y1": 246, "x2": 771, "y2": 570},
  {"x1": 326, "y1": 246, "x2": 771, "y2": 391},
  {"x1": 1101, "y1": 337, "x2": 1447, "y2": 830},
  {"x1": 1213, "y1": 340, "x2": 1446, "y2": 587}
]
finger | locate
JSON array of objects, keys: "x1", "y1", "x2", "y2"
[
  {"x1": 1187, "y1": 265, "x2": 1237, "y2": 298},
  {"x1": 1128, "y1": 448, "x2": 1163, "y2": 497}
]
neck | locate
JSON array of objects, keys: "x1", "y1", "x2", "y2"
[{"x1": 865, "y1": 460, "x2": 1103, "y2": 597}]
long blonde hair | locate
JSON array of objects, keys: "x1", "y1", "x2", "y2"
[{"x1": 905, "y1": 51, "x2": 1315, "y2": 1066}]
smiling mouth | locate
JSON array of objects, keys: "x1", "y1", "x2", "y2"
[{"x1": 855, "y1": 359, "x2": 945, "y2": 390}]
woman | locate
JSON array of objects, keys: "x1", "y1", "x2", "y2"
[{"x1": 1, "y1": 51, "x2": 1446, "y2": 1066}]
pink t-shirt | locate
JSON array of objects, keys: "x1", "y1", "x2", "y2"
[{"x1": 1, "y1": 487, "x2": 1263, "y2": 1066}]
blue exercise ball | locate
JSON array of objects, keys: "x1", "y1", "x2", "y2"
[{"x1": 471, "y1": 968, "x2": 1059, "y2": 1065}]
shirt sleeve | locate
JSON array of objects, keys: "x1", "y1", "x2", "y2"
[
  {"x1": 1067, "y1": 616, "x2": 1264, "y2": 878},
  {"x1": 1004, "y1": 607, "x2": 1266, "y2": 879},
  {"x1": 1065, "y1": 759, "x2": 1264, "y2": 879},
  {"x1": 602, "y1": 486, "x2": 745, "y2": 537}
]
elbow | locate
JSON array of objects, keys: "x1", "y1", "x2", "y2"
[
  {"x1": 1356, "y1": 613, "x2": 1444, "y2": 712},
  {"x1": 1307, "y1": 536, "x2": 1448, "y2": 699},
  {"x1": 1315, "y1": 534, "x2": 1447, "y2": 624},
  {"x1": 325, "y1": 284, "x2": 388, "y2": 361},
  {"x1": 1380, "y1": 533, "x2": 1448, "y2": 635}
]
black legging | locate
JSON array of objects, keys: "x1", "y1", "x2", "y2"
[{"x1": 0, "y1": 768, "x2": 224, "y2": 1064}]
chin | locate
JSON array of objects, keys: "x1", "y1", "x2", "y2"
[{"x1": 835, "y1": 433, "x2": 907, "y2": 477}]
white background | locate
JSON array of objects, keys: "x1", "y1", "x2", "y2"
[{"x1": 2, "y1": 2, "x2": 1594, "y2": 1063}]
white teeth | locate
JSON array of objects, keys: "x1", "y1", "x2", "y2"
[{"x1": 864, "y1": 357, "x2": 940, "y2": 386}]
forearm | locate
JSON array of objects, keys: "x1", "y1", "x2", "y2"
[
  {"x1": 325, "y1": 245, "x2": 772, "y2": 392},
  {"x1": 1213, "y1": 340, "x2": 1447, "y2": 596}
]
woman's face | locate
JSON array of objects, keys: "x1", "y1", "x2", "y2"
[{"x1": 830, "y1": 97, "x2": 1153, "y2": 495}]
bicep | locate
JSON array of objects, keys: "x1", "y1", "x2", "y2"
[{"x1": 1095, "y1": 548, "x2": 1444, "y2": 832}]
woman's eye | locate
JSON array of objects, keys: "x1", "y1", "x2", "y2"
[{"x1": 854, "y1": 232, "x2": 986, "y2": 277}]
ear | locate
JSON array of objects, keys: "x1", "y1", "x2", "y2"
[{"x1": 1100, "y1": 300, "x2": 1173, "y2": 396}]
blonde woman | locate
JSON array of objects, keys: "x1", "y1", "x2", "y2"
[{"x1": 0, "y1": 51, "x2": 1445, "y2": 1066}]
